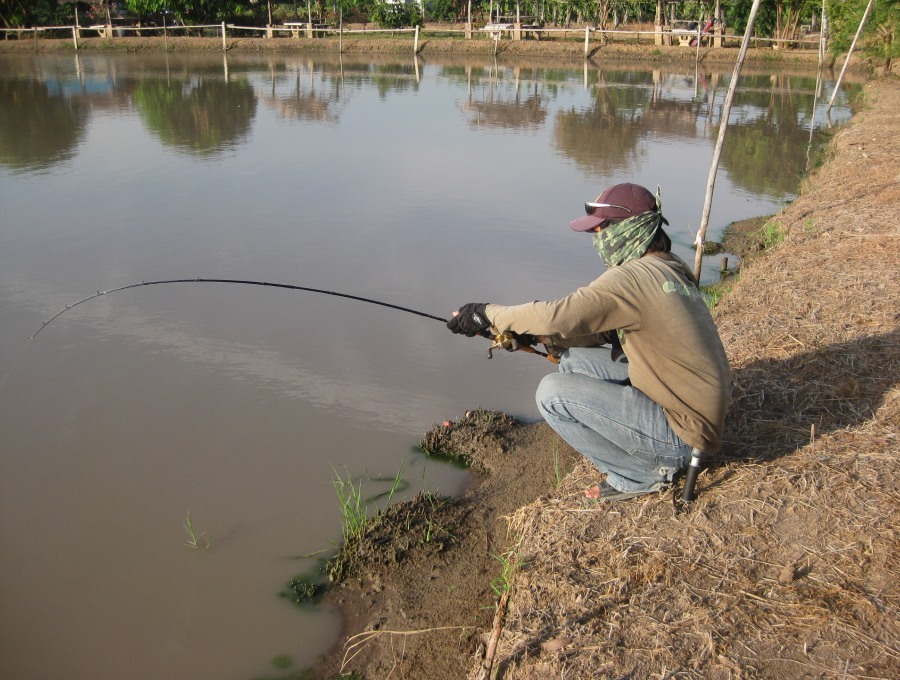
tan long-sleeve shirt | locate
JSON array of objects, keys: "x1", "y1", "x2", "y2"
[{"x1": 486, "y1": 253, "x2": 731, "y2": 453}]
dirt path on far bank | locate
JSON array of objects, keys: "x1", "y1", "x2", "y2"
[
  {"x1": 315, "y1": 75, "x2": 899, "y2": 679},
  {"x1": 0, "y1": 31, "x2": 855, "y2": 72}
]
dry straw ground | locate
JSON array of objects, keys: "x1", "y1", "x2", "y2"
[{"x1": 480, "y1": 77, "x2": 899, "y2": 679}]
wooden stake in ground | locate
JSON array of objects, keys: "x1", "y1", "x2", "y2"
[
  {"x1": 827, "y1": 0, "x2": 875, "y2": 112},
  {"x1": 692, "y1": 0, "x2": 762, "y2": 282}
]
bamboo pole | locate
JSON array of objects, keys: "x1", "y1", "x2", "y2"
[
  {"x1": 692, "y1": 0, "x2": 763, "y2": 282},
  {"x1": 827, "y1": 0, "x2": 874, "y2": 112},
  {"x1": 817, "y1": 0, "x2": 827, "y2": 75},
  {"x1": 694, "y1": 12, "x2": 702, "y2": 64}
]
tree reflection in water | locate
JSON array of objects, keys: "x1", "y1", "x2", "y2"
[
  {"x1": 133, "y1": 76, "x2": 257, "y2": 157},
  {"x1": 0, "y1": 79, "x2": 88, "y2": 172}
]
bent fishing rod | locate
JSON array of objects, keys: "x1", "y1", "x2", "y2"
[{"x1": 27, "y1": 277, "x2": 556, "y2": 362}]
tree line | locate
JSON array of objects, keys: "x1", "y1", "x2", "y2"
[{"x1": 1, "y1": 1, "x2": 896, "y2": 68}]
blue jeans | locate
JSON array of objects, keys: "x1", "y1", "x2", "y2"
[{"x1": 535, "y1": 347, "x2": 691, "y2": 492}]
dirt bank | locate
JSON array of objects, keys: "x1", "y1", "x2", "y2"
[
  {"x1": 313, "y1": 74, "x2": 899, "y2": 679},
  {"x1": 0, "y1": 30, "x2": 860, "y2": 71}
]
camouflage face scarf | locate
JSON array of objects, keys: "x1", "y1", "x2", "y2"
[{"x1": 592, "y1": 208, "x2": 669, "y2": 268}]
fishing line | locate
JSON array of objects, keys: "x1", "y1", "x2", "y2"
[{"x1": 0, "y1": 278, "x2": 447, "y2": 394}]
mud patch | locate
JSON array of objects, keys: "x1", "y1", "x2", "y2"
[{"x1": 315, "y1": 409, "x2": 579, "y2": 679}]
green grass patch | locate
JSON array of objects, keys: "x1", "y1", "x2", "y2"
[
  {"x1": 757, "y1": 220, "x2": 786, "y2": 249},
  {"x1": 332, "y1": 467, "x2": 368, "y2": 544}
]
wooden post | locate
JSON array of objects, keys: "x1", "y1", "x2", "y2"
[
  {"x1": 414, "y1": 25, "x2": 419, "y2": 53},
  {"x1": 827, "y1": 0, "x2": 873, "y2": 112},
  {"x1": 584, "y1": 25, "x2": 590, "y2": 58},
  {"x1": 467, "y1": 0, "x2": 472, "y2": 39},
  {"x1": 221, "y1": 21, "x2": 226, "y2": 51},
  {"x1": 72, "y1": 26, "x2": 79, "y2": 50},
  {"x1": 693, "y1": 0, "x2": 763, "y2": 282},
  {"x1": 713, "y1": 0, "x2": 722, "y2": 47},
  {"x1": 654, "y1": 0, "x2": 663, "y2": 46},
  {"x1": 694, "y1": 13, "x2": 703, "y2": 65}
]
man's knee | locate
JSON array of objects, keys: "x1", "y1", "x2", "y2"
[{"x1": 535, "y1": 372, "x2": 566, "y2": 414}]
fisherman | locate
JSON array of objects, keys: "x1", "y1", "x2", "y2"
[{"x1": 448, "y1": 183, "x2": 731, "y2": 501}]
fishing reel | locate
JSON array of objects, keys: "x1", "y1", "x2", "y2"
[{"x1": 485, "y1": 332, "x2": 558, "y2": 363}]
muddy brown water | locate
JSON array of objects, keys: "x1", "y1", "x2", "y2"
[{"x1": 0, "y1": 51, "x2": 860, "y2": 679}]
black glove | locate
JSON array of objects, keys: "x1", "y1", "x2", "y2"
[{"x1": 447, "y1": 303, "x2": 491, "y2": 337}]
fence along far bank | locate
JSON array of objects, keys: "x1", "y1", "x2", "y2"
[{"x1": 3, "y1": 19, "x2": 825, "y2": 58}]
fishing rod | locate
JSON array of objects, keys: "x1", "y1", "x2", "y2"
[{"x1": 27, "y1": 277, "x2": 557, "y2": 362}]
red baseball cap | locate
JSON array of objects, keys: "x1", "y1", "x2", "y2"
[{"x1": 570, "y1": 183, "x2": 658, "y2": 232}]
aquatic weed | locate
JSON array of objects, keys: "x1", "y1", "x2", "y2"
[
  {"x1": 182, "y1": 510, "x2": 211, "y2": 550},
  {"x1": 332, "y1": 467, "x2": 367, "y2": 543}
]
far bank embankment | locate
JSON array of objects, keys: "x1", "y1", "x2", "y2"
[{"x1": 0, "y1": 31, "x2": 864, "y2": 72}]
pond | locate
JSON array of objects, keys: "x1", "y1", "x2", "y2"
[{"x1": 0, "y1": 50, "x2": 859, "y2": 679}]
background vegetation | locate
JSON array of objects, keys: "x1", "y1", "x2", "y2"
[{"x1": 1, "y1": 2, "x2": 894, "y2": 66}]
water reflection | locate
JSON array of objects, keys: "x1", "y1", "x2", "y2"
[
  {"x1": 722, "y1": 73, "x2": 826, "y2": 198},
  {"x1": 133, "y1": 75, "x2": 257, "y2": 157},
  {"x1": 0, "y1": 79, "x2": 88, "y2": 172},
  {"x1": 263, "y1": 61, "x2": 345, "y2": 124},
  {"x1": 0, "y1": 53, "x2": 859, "y2": 180},
  {"x1": 461, "y1": 64, "x2": 549, "y2": 129},
  {"x1": 554, "y1": 70, "x2": 653, "y2": 174}
]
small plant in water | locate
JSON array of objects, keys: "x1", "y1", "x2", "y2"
[
  {"x1": 281, "y1": 564, "x2": 329, "y2": 605},
  {"x1": 271, "y1": 653, "x2": 293, "y2": 670},
  {"x1": 363, "y1": 457, "x2": 410, "y2": 504},
  {"x1": 332, "y1": 467, "x2": 368, "y2": 543},
  {"x1": 183, "y1": 510, "x2": 211, "y2": 550}
]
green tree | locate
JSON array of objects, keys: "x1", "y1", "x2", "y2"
[
  {"x1": 827, "y1": 0, "x2": 898, "y2": 72},
  {"x1": 774, "y1": 0, "x2": 814, "y2": 42},
  {"x1": 369, "y1": 1, "x2": 422, "y2": 28},
  {"x1": 1, "y1": 0, "x2": 74, "y2": 27}
]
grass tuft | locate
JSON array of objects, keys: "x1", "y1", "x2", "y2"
[{"x1": 182, "y1": 510, "x2": 211, "y2": 550}]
